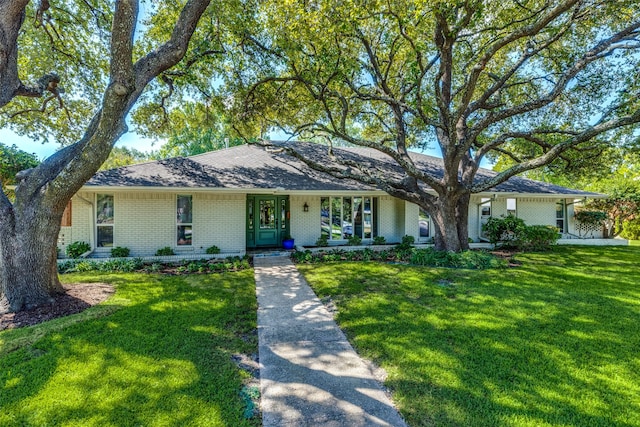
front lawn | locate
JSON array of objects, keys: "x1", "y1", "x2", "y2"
[
  {"x1": 298, "y1": 246, "x2": 640, "y2": 427},
  {"x1": 0, "y1": 271, "x2": 259, "y2": 426}
]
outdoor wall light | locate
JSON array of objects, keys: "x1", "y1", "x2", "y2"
[{"x1": 303, "y1": 202, "x2": 309, "y2": 212}]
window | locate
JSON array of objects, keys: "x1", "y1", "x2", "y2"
[
  {"x1": 507, "y1": 198, "x2": 517, "y2": 216},
  {"x1": 419, "y1": 208, "x2": 430, "y2": 238},
  {"x1": 480, "y1": 198, "x2": 491, "y2": 217},
  {"x1": 96, "y1": 194, "x2": 114, "y2": 247},
  {"x1": 321, "y1": 196, "x2": 378, "y2": 241},
  {"x1": 177, "y1": 195, "x2": 192, "y2": 246},
  {"x1": 556, "y1": 201, "x2": 565, "y2": 233}
]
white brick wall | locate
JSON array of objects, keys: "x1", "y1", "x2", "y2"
[
  {"x1": 378, "y1": 196, "x2": 404, "y2": 243},
  {"x1": 290, "y1": 195, "x2": 321, "y2": 246},
  {"x1": 194, "y1": 193, "x2": 246, "y2": 253},
  {"x1": 517, "y1": 198, "x2": 557, "y2": 226},
  {"x1": 60, "y1": 190, "x2": 596, "y2": 254}
]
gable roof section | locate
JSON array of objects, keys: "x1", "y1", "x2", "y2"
[{"x1": 86, "y1": 142, "x2": 602, "y2": 197}]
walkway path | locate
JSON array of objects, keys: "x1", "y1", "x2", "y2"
[{"x1": 254, "y1": 255, "x2": 408, "y2": 427}]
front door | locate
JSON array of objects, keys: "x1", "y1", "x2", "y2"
[{"x1": 247, "y1": 195, "x2": 290, "y2": 248}]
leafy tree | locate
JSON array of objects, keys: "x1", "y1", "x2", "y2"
[
  {"x1": 100, "y1": 146, "x2": 151, "y2": 170},
  {"x1": 0, "y1": 0, "x2": 213, "y2": 312},
  {"x1": 230, "y1": 0, "x2": 640, "y2": 252},
  {"x1": 0, "y1": 143, "x2": 39, "y2": 188},
  {"x1": 144, "y1": 102, "x2": 245, "y2": 159}
]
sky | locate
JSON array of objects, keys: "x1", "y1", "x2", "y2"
[{"x1": 0, "y1": 127, "x2": 161, "y2": 160}]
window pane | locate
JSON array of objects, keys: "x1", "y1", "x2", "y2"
[
  {"x1": 342, "y1": 197, "x2": 352, "y2": 238},
  {"x1": 321, "y1": 197, "x2": 330, "y2": 237},
  {"x1": 331, "y1": 197, "x2": 341, "y2": 240},
  {"x1": 556, "y1": 203, "x2": 564, "y2": 219},
  {"x1": 354, "y1": 197, "x2": 363, "y2": 238},
  {"x1": 281, "y1": 198, "x2": 287, "y2": 230},
  {"x1": 507, "y1": 198, "x2": 516, "y2": 215},
  {"x1": 363, "y1": 197, "x2": 372, "y2": 238},
  {"x1": 419, "y1": 208, "x2": 430, "y2": 238},
  {"x1": 97, "y1": 194, "x2": 114, "y2": 224},
  {"x1": 248, "y1": 201, "x2": 254, "y2": 230},
  {"x1": 97, "y1": 226, "x2": 113, "y2": 247},
  {"x1": 260, "y1": 200, "x2": 276, "y2": 229},
  {"x1": 177, "y1": 225, "x2": 192, "y2": 245},
  {"x1": 177, "y1": 195, "x2": 192, "y2": 224},
  {"x1": 373, "y1": 197, "x2": 378, "y2": 237}
]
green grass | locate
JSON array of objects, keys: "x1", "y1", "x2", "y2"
[
  {"x1": 0, "y1": 271, "x2": 258, "y2": 426},
  {"x1": 298, "y1": 246, "x2": 640, "y2": 427}
]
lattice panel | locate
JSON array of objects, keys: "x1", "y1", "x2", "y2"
[{"x1": 576, "y1": 221, "x2": 601, "y2": 237}]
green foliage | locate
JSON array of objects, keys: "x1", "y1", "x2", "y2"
[
  {"x1": 0, "y1": 143, "x2": 39, "y2": 188},
  {"x1": 155, "y1": 247, "x2": 175, "y2": 256},
  {"x1": 484, "y1": 216, "x2": 558, "y2": 251},
  {"x1": 110, "y1": 246, "x2": 130, "y2": 258},
  {"x1": 574, "y1": 210, "x2": 607, "y2": 226},
  {"x1": 519, "y1": 226, "x2": 560, "y2": 251},
  {"x1": 396, "y1": 235, "x2": 415, "y2": 250},
  {"x1": 483, "y1": 215, "x2": 527, "y2": 246},
  {"x1": 621, "y1": 219, "x2": 640, "y2": 240},
  {"x1": 346, "y1": 235, "x2": 362, "y2": 246},
  {"x1": 100, "y1": 147, "x2": 151, "y2": 171},
  {"x1": 66, "y1": 241, "x2": 91, "y2": 259},
  {"x1": 410, "y1": 248, "x2": 506, "y2": 269},
  {"x1": 0, "y1": 271, "x2": 258, "y2": 425},
  {"x1": 298, "y1": 246, "x2": 640, "y2": 426},
  {"x1": 315, "y1": 235, "x2": 329, "y2": 247},
  {"x1": 372, "y1": 236, "x2": 386, "y2": 245},
  {"x1": 58, "y1": 256, "x2": 251, "y2": 275},
  {"x1": 291, "y1": 247, "x2": 504, "y2": 270},
  {"x1": 205, "y1": 245, "x2": 221, "y2": 254}
]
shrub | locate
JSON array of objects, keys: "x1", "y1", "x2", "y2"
[
  {"x1": 520, "y1": 225, "x2": 559, "y2": 251},
  {"x1": 373, "y1": 236, "x2": 386, "y2": 245},
  {"x1": 315, "y1": 235, "x2": 329, "y2": 247},
  {"x1": 410, "y1": 248, "x2": 506, "y2": 269},
  {"x1": 396, "y1": 235, "x2": 415, "y2": 250},
  {"x1": 347, "y1": 235, "x2": 362, "y2": 246},
  {"x1": 206, "y1": 245, "x2": 221, "y2": 254},
  {"x1": 66, "y1": 241, "x2": 91, "y2": 259},
  {"x1": 621, "y1": 219, "x2": 640, "y2": 240},
  {"x1": 483, "y1": 215, "x2": 527, "y2": 247},
  {"x1": 155, "y1": 246, "x2": 175, "y2": 256},
  {"x1": 110, "y1": 246, "x2": 130, "y2": 258}
]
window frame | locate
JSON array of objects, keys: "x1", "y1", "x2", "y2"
[
  {"x1": 177, "y1": 194, "x2": 193, "y2": 246},
  {"x1": 96, "y1": 194, "x2": 114, "y2": 248},
  {"x1": 321, "y1": 195, "x2": 378, "y2": 241}
]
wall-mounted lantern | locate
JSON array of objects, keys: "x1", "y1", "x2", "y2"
[{"x1": 303, "y1": 202, "x2": 309, "y2": 212}]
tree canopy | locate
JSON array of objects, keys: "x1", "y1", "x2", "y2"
[
  {"x1": 219, "y1": 0, "x2": 640, "y2": 251},
  {"x1": 0, "y1": 143, "x2": 39, "y2": 188},
  {"x1": 0, "y1": 0, "x2": 214, "y2": 312}
]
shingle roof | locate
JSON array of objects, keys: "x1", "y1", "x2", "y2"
[{"x1": 85, "y1": 142, "x2": 601, "y2": 196}]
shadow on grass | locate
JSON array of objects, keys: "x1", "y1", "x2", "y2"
[
  {"x1": 0, "y1": 272, "x2": 259, "y2": 427},
  {"x1": 300, "y1": 246, "x2": 640, "y2": 426}
]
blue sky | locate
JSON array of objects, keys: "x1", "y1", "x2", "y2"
[{"x1": 0, "y1": 127, "x2": 160, "y2": 160}]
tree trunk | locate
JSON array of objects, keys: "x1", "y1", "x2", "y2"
[
  {"x1": 0, "y1": 207, "x2": 63, "y2": 313},
  {"x1": 430, "y1": 192, "x2": 471, "y2": 252}
]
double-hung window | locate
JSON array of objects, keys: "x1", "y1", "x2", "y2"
[
  {"x1": 96, "y1": 194, "x2": 114, "y2": 247},
  {"x1": 177, "y1": 195, "x2": 193, "y2": 246}
]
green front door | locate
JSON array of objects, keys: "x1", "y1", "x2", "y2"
[{"x1": 247, "y1": 195, "x2": 290, "y2": 248}]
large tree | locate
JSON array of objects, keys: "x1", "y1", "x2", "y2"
[
  {"x1": 231, "y1": 0, "x2": 640, "y2": 252},
  {"x1": 0, "y1": 0, "x2": 212, "y2": 312}
]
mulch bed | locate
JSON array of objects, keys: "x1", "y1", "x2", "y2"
[{"x1": 0, "y1": 283, "x2": 114, "y2": 331}]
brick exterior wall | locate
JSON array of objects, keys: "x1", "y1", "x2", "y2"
[{"x1": 59, "y1": 190, "x2": 592, "y2": 255}]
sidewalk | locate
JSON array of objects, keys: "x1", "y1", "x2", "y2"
[{"x1": 254, "y1": 255, "x2": 408, "y2": 427}]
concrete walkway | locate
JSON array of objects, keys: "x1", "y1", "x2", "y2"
[{"x1": 254, "y1": 255, "x2": 408, "y2": 427}]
